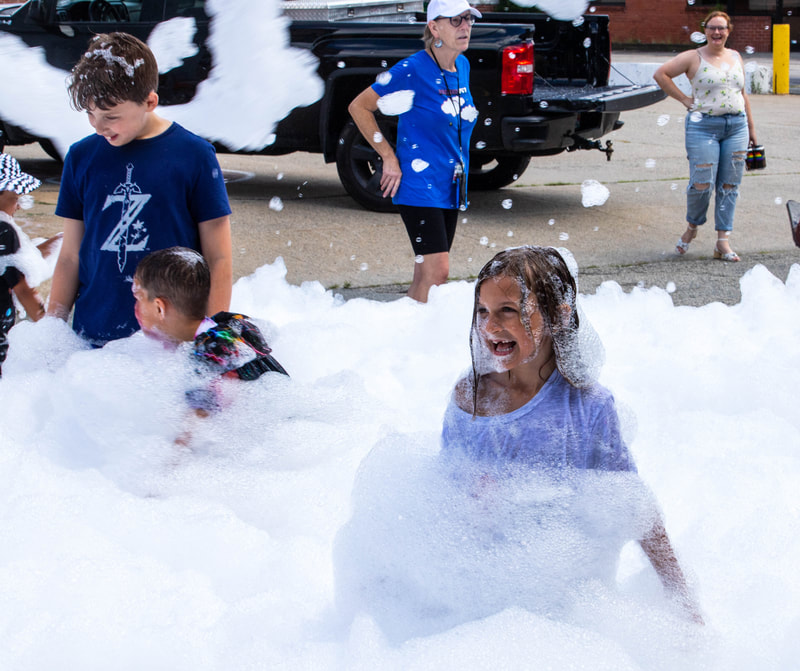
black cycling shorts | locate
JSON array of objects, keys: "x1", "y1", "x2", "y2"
[{"x1": 398, "y1": 205, "x2": 458, "y2": 256}]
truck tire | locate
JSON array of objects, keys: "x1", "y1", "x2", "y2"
[
  {"x1": 336, "y1": 119, "x2": 398, "y2": 213},
  {"x1": 468, "y1": 155, "x2": 531, "y2": 191}
]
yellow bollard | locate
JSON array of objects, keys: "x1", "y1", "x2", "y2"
[{"x1": 773, "y1": 24, "x2": 790, "y2": 95}]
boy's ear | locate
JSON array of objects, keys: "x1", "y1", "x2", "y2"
[
  {"x1": 145, "y1": 91, "x2": 159, "y2": 112},
  {"x1": 154, "y1": 296, "x2": 168, "y2": 319},
  {"x1": 558, "y1": 303, "x2": 572, "y2": 328}
]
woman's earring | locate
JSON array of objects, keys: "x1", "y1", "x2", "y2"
[{"x1": 434, "y1": 39, "x2": 443, "y2": 48}]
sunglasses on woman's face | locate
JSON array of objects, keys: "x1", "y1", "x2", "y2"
[{"x1": 439, "y1": 13, "x2": 476, "y2": 27}]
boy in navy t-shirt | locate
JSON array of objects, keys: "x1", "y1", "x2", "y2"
[{"x1": 48, "y1": 32, "x2": 232, "y2": 346}]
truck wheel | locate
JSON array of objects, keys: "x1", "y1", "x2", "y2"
[
  {"x1": 336, "y1": 119, "x2": 398, "y2": 213},
  {"x1": 468, "y1": 155, "x2": 531, "y2": 191}
]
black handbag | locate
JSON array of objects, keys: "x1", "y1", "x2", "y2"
[{"x1": 745, "y1": 142, "x2": 766, "y2": 170}]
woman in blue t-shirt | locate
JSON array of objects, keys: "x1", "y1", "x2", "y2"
[
  {"x1": 442, "y1": 246, "x2": 703, "y2": 622},
  {"x1": 348, "y1": 0, "x2": 481, "y2": 302}
]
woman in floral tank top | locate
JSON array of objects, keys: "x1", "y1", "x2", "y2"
[{"x1": 654, "y1": 11, "x2": 757, "y2": 262}]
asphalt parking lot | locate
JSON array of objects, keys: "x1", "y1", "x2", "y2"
[{"x1": 8, "y1": 51, "x2": 800, "y2": 308}]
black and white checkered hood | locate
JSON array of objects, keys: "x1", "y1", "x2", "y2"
[{"x1": 0, "y1": 153, "x2": 41, "y2": 195}]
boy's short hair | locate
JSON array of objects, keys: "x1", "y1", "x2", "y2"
[
  {"x1": 68, "y1": 32, "x2": 159, "y2": 111},
  {"x1": 134, "y1": 247, "x2": 210, "y2": 321}
]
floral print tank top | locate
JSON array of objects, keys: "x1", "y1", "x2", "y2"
[{"x1": 690, "y1": 52, "x2": 745, "y2": 115}]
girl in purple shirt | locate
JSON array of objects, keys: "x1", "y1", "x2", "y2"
[{"x1": 442, "y1": 246, "x2": 702, "y2": 622}]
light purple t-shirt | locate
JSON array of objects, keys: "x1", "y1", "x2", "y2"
[{"x1": 441, "y1": 370, "x2": 636, "y2": 473}]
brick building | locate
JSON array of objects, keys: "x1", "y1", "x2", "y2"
[
  {"x1": 590, "y1": 0, "x2": 798, "y2": 52},
  {"x1": 2, "y1": 0, "x2": 797, "y2": 51}
]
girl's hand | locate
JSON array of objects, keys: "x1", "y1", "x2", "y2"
[{"x1": 380, "y1": 155, "x2": 402, "y2": 198}]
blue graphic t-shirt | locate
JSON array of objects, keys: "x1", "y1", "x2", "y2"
[
  {"x1": 56, "y1": 123, "x2": 231, "y2": 344},
  {"x1": 372, "y1": 50, "x2": 478, "y2": 209}
]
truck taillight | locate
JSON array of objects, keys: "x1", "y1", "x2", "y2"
[{"x1": 501, "y1": 42, "x2": 534, "y2": 95}]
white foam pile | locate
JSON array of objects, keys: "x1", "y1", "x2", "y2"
[{"x1": 2, "y1": 257, "x2": 799, "y2": 669}]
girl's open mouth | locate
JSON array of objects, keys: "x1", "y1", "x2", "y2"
[{"x1": 492, "y1": 340, "x2": 516, "y2": 355}]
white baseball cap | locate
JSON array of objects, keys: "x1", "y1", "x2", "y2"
[{"x1": 426, "y1": 0, "x2": 482, "y2": 23}]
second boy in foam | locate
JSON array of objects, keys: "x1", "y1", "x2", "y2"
[
  {"x1": 48, "y1": 32, "x2": 232, "y2": 346},
  {"x1": 133, "y1": 247, "x2": 287, "y2": 416}
]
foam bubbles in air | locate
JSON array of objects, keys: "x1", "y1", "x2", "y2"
[
  {"x1": 581, "y1": 179, "x2": 610, "y2": 207},
  {"x1": 377, "y1": 90, "x2": 415, "y2": 115}
]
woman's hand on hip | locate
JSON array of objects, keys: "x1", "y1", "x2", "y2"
[{"x1": 380, "y1": 155, "x2": 402, "y2": 198}]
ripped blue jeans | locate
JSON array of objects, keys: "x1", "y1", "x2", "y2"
[{"x1": 684, "y1": 112, "x2": 748, "y2": 232}]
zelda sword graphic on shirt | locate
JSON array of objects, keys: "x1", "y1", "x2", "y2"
[{"x1": 100, "y1": 163, "x2": 151, "y2": 272}]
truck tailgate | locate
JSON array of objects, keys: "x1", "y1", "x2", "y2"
[{"x1": 531, "y1": 84, "x2": 666, "y2": 113}]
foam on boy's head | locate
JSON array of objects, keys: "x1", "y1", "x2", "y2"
[
  {"x1": 68, "y1": 32, "x2": 159, "y2": 111},
  {"x1": 134, "y1": 247, "x2": 210, "y2": 320}
]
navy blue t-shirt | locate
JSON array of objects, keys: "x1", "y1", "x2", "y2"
[
  {"x1": 56, "y1": 123, "x2": 231, "y2": 344},
  {"x1": 372, "y1": 50, "x2": 477, "y2": 209}
]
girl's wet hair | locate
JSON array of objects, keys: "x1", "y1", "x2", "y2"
[
  {"x1": 134, "y1": 247, "x2": 210, "y2": 321},
  {"x1": 469, "y1": 246, "x2": 594, "y2": 412},
  {"x1": 68, "y1": 32, "x2": 159, "y2": 111}
]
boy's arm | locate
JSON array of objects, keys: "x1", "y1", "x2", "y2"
[
  {"x1": 198, "y1": 215, "x2": 232, "y2": 316},
  {"x1": 46, "y1": 218, "x2": 84, "y2": 321},
  {"x1": 640, "y1": 516, "x2": 704, "y2": 624},
  {"x1": 12, "y1": 277, "x2": 46, "y2": 322},
  {"x1": 175, "y1": 407, "x2": 210, "y2": 451}
]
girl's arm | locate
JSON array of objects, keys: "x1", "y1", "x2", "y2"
[
  {"x1": 737, "y1": 53, "x2": 757, "y2": 144},
  {"x1": 639, "y1": 516, "x2": 704, "y2": 624},
  {"x1": 347, "y1": 87, "x2": 402, "y2": 199},
  {"x1": 742, "y1": 90, "x2": 756, "y2": 145},
  {"x1": 198, "y1": 215, "x2": 232, "y2": 317},
  {"x1": 653, "y1": 51, "x2": 697, "y2": 110}
]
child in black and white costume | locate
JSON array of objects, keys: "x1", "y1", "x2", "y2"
[{"x1": 0, "y1": 153, "x2": 61, "y2": 376}]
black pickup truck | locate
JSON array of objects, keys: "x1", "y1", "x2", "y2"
[{"x1": 0, "y1": 0, "x2": 664, "y2": 211}]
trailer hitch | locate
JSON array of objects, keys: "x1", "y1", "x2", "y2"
[{"x1": 566, "y1": 136, "x2": 614, "y2": 161}]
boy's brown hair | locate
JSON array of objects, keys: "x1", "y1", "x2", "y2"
[
  {"x1": 68, "y1": 32, "x2": 159, "y2": 111},
  {"x1": 134, "y1": 247, "x2": 210, "y2": 321}
]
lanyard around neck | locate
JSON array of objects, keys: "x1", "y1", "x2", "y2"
[{"x1": 429, "y1": 48, "x2": 463, "y2": 159}]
